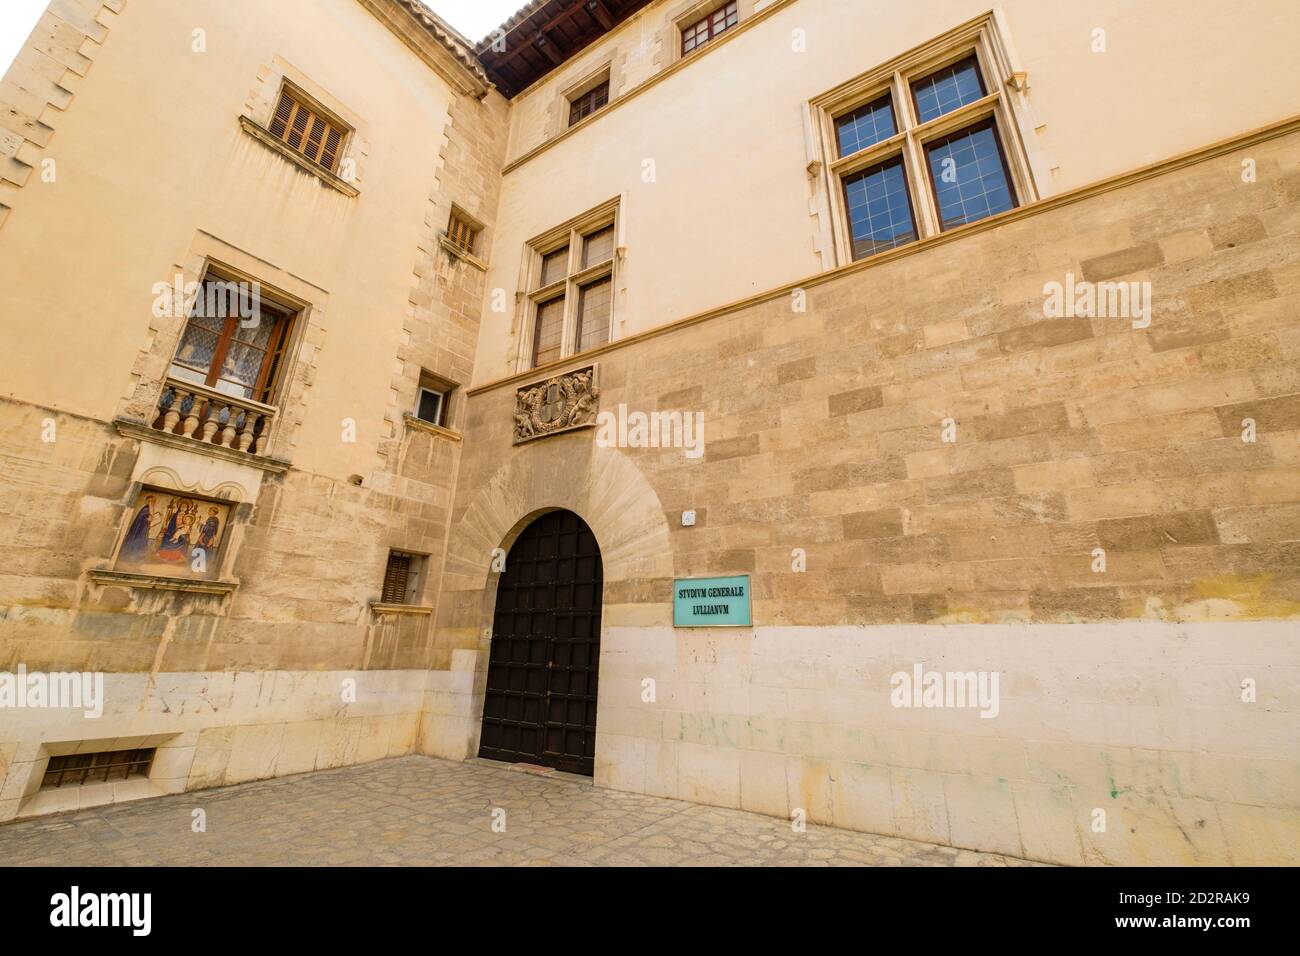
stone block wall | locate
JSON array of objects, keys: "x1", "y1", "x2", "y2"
[{"x1": 428, "y1": 120, "x2": 1300, "y2": 864}]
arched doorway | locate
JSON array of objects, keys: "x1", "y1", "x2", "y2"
[{"x1": 478, "y1": 510, "x2": 603, "y2": 775}]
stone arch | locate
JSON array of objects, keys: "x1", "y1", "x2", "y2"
[{"x1": 426, "y1": 436, "x2": 673, "y2": 760}]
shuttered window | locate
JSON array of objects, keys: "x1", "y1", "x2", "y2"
[
  {"x1": 447, "y1": 209, "x2": 479, "y2": 255},
  {"x1": 381, "y1": 552, "x2": 412, "y2": 604},
  {"x1": 267, "y1": 86, "x2": 347, "y2": 173}
]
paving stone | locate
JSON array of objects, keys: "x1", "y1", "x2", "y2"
[{"x1": 0, "y1": 756, "x2": 1043, "y2": 866}]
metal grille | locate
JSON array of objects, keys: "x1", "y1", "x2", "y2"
[
  {"x1": 479, "y1": 510, "x2": 603, "y2": 776},
  {"x1": 446, "y1": 210, "x2": 478, "y2": 255},
  {"x1": 42, "y1": 749, "x2": 156, "y2": 789}
]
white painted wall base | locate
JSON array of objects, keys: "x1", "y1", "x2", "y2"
[
  {"x1": 6, "y1": 622, "x2": 1295, "y2": 868},
  {"x1": 0, "y1": 669, "x2": 429, "y2": 822},
  {"x1": 585, "y1": 621, "x2": 1299, "y2": 865}
]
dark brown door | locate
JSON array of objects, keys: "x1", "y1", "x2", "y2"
[{"x1": 479, "y1": 510, "x2": 603, "y2": 775}]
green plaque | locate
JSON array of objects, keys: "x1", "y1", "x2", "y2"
[{"x1": 673, "y1": 575, "x2": 752, "y2": 627}]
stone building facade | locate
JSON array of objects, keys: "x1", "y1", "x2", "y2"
[{"x1": 1, "y1": 0, "x2": 1297, "y2": 866}]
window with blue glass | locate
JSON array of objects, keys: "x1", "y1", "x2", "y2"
[
  {"x1": 911, "y1": 55, "x2": 986, "y2": 123},
  {"x1": 820, "y1": 36, "x2": 1027, "y2": 263},
  {"x1": 842, "y1": 158, "x2": 917, "y2": 259},
  {"x1": 925, "y1": 119, "x2": 1016, "y2": 229},
  {"x1": 835, "y1": 93, "x2": 897, "y2": 157}
]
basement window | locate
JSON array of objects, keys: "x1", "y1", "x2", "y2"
[{"x1": 42, "y1": 749, "x2": 156, "y2": 789}]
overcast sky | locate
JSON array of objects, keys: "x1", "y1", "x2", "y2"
[
  {"x1": 0, "y1": 0, "x2": 528, "y2": 79},
  {"x1": 0, "y1": 0, "x2": 45, "y2": 77}
]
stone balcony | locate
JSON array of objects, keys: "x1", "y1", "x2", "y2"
[{"x1": 111, "y1": 376, "x2": 289, "y2": 472}]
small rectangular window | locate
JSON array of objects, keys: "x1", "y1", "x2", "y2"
[
  {"x1": 416, "y1": 387, "x2": 445, "y2": 426},
  {"x1": 682, "y1": 1, "x2": 738, "y2": 55},
  {"x1": 568, "y1": 80, "x2": 609, "y2": 126},
  {"x1": 381, "y1": 551, "x2": 423, "y2": 604},
  {"x1": 42, "y1": 749, "x2": 156, "y2": 789},
  {"x1": 267, "y1": 86, "x2": 348, "y2": 172},
  {"x1": 446, "y1": 209, "x2": 480, "y2": 256}
]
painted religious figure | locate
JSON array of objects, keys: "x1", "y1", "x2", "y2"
[{"x1": 114, "y1": 489, "x2": 230, "y2": 579}]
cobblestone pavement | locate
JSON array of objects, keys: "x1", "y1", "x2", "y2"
[{"x1": 0, "y1": 756, "x2": 1041, "y2": 866}]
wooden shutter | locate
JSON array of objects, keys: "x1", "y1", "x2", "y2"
[
  {"x1": 381, "y1": 553, "x2": 411, "y2": 604},
  {"x1": 268, "y1": 86, "x2": 348, "y2": 173},
  {"x1": 269, "y1": 92, "x2": 295, "y2": 138}
]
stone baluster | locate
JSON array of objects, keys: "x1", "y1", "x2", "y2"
[
  {"x1": 219, "y1": 407, "x2": 239, "y2": 449},
  {"x1": 180, "y1": 394, "x2": 203, "y2": 438},
  {"x1": 161, "y1": 386, "x2": 186, "y2": 434},
  {"x1": 236, "y1": 411, "x2": 260, "y2": 453},
  {"x1": 200, "y1": 401, "x2": 222, "y2": 443}
]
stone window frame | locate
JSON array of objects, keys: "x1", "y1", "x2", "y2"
[
  {"x1": 806, "y1": 13, "x2": 1050, "y2": 269},
  {"x1": 514, "y1": 197, "x2": 624, "y2": 373},
  {"x1": 547, "y1": 60, "x2": 620, "y2": 138},
  {"x1": 120, "y1": 230, "x2": 331, "y2": 468},
  {"x1": 662, "y1": 0, "x2": 757, "y2": 67},
  {"x1": 439, "y1": 203, "x2": 488, "y2": 270},
  {"x1": 239, "y1": 56, "x2": 369, "y2": 197}
]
